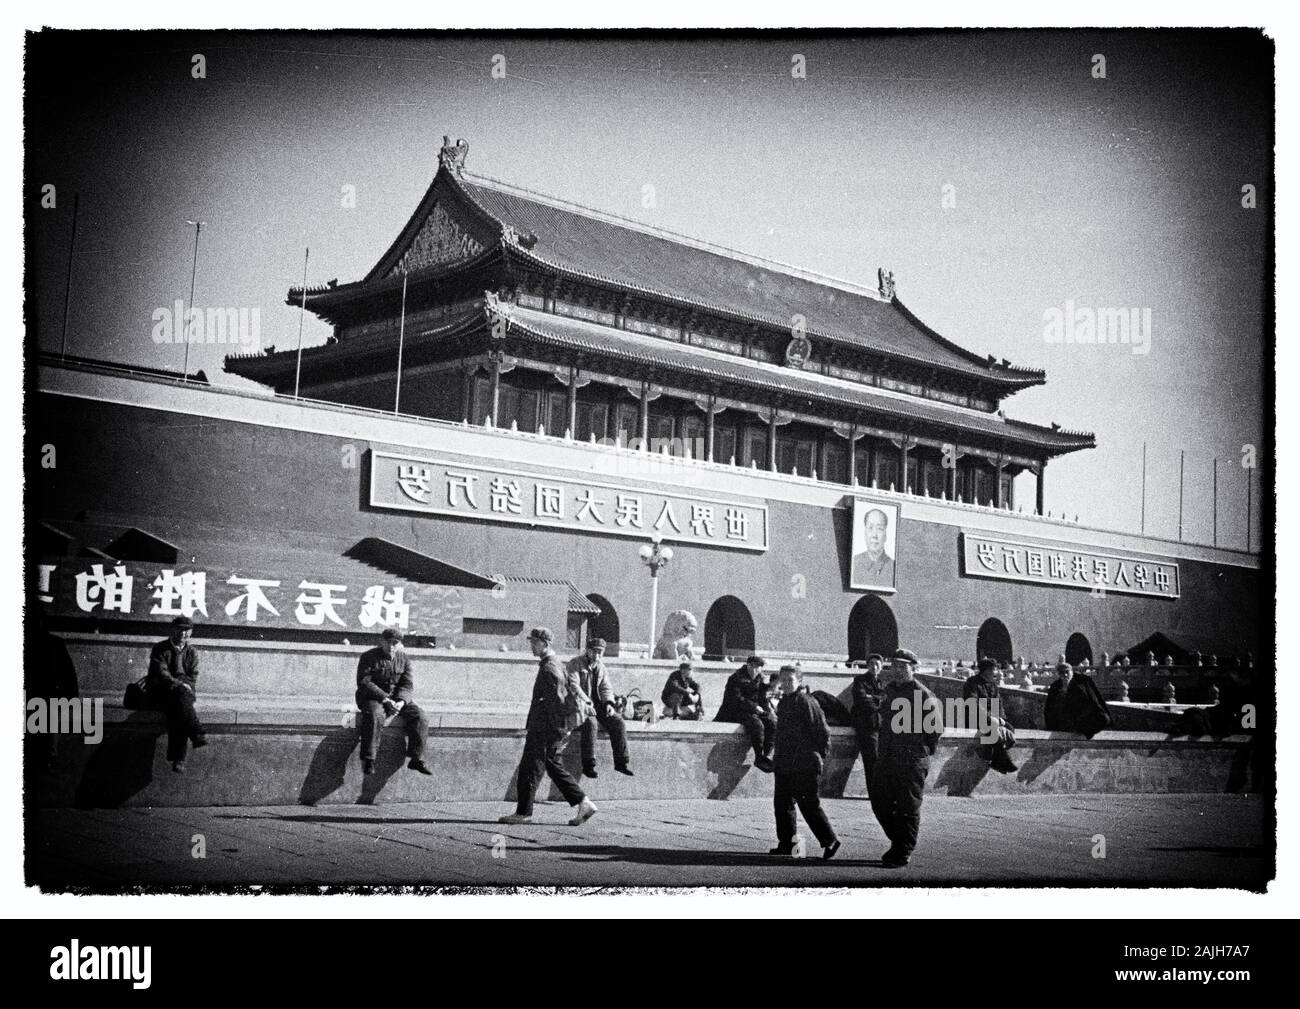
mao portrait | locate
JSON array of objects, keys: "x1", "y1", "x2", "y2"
[{"x1": 850, "y1": 500, "x2": 898, "y2": 591}]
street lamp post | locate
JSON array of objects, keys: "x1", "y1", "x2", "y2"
[{"x1": 639, "y1": 533, "x2": 674, "y2": 656}]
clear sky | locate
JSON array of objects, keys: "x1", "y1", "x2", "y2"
[{"x1": 25, "y1": 29, "x2": 1271, "y2": 547}]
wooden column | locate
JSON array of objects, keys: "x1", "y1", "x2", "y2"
[
  {"x1": 848, "y1": 423, "x2": 859, "y2": 486},
  {"x1": 639, "y1": 381, "x2": 650, "y2": 445},
  {"x1": 899, "y1": 440, "x2": 910, "y2": 492},
  {"x1": 767, "y1": 408, "x2": 779, "y2": 472},
  {"x1": 460, "y1": 367, "x2": 474, "y2": 423},
  {"x1": 705, "y1": 393, "x2": 716, "y2": 462},
  {"x1": 1036, "y1": 461, "x2": 1046, "y2": 516},
  {"x1": 995, "y1": 456, "x2": 1007, "y2": 509},
  {"x1": 566, "y1": 364, "x2": 578, "y2": 435},
  {"x1": 488, "y1": 356, "x2": 501, "y2": 425}
]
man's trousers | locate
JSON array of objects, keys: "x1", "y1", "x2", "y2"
[
  {"x1": 773, "y1": 768, "x2": 837, "y2": 848},
  {"x1": 357, "y1": 699, "x2": 428, "y2": 763},
  {"x1": 515, "y1": 729, "x2": 586, "y2": 816},
  {"x1": 579, "y1": 707, "x2": 629, "y2": 769},
  {"x1": 869, "y1": 753, "x2": 930, "y2": 856}
]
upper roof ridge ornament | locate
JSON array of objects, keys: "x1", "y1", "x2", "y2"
[
  {"x1": 439, "y1": 136, "x2": 470, "y2": 175},
  {"x1": 877, "y1": 267, "x2": 896, "y2": 300}
]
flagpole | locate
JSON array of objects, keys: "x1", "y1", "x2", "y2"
[
  {"x1": 1246, "y1": 466, "x2": 1252, "y2": 553},
  {"x1": 1177, "y1": 450, "x2": 1185, "y2": 542},
  {"x1": 1140, "y1": 441, "x2": 1146, "y2": 536},
  {"x1": 293, "y1": 247, "x2": 309, "y2": 400},
  {"x1": 59, "y1": 192, "x2": 79, "y2": 360},
  {"x1": 394, "y1": 273, "x2": 408, "y2": 414},
  {"x1": 1212, "y1": 457, "x2": 1218, "y2": 547}
]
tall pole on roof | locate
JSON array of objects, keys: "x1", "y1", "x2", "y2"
[
  {"x1": 182, "y1": 220, "x2": 205, "y2": 382},
  {"x1": 1177, "y1": 450, "x2": 1185, "y2": 542},
  {"x1": 1212, "y1": 457, "x2": 1218, "y2": 547},
  {"x1": 59, "y1": 192, "x2": 79, "y2": 360},
  {"x1": 394, "y1": 272, "x2": 408, "y2": 415},
  {"x1": 293, "y1": 247, "x2": 309, "y2": 399},
  {"x1": 1246, "y1": 466, "x2": 1252, "y2": 553},
  {"x1": 1140, "y1": 441, "x2": 1146, "y2": 535}
]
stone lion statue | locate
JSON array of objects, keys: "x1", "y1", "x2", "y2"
[{"x1": 653, "y1": 610, "x2": 698, "y2": 661}]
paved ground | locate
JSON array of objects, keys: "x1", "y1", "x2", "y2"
[{"x1": 28, "y1": 795, "x2": 1271, "y2": 890}]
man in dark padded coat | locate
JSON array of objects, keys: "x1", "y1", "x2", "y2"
[
  {"x1": 715, "y1": 655, "x2": 775, "y2": 772},
  {"x1": 871, "y1": 648, "x2": 942, "y2": 868},
  {"x1": 769, "y1": 665, "x2": 841, "y2": 860}
]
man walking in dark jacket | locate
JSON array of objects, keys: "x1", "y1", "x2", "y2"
[
  {"x1": 355, "y1": 628, "x2": 432, "y2": 776},
  {"x1": 501, "y1": 627, "x2": 598, "y2": 826},
  {"x1": 963, "y1": 658, "x2": 1018, "y2": 773},
  {"x1": 715, "y1": 655, "x2": 775, "y2": 772},
  {"x1": 568, "y1": 637, "x2": 633, "y2": 778},
  {"x1": 872, "y1": 648, "x2": 942, "y2": 867},
  {"x1": 850, "y1": 654, "x2": 886, "y2": 792},
  {"x1": 146, "y1": 616, "x2": 208, "y2": 773},
  {"x1": 770, "y1": 665, "x2": 840, "y2": 859}
]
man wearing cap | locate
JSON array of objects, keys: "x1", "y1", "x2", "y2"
[
  {"x1": 871, "y1": 648, "x2": 942, "y2": 867},
  {"x1": 501, "y1": 627, "x2": 598, "y2": 826},
  {"x1": 355, "y1": 628, "x2": 432, "y2": 776},
  {"x1": 715, "y1": 655, "x2": 776, "y2": 772},
  {"x1": 850, "y1": 653, "x2": 886, "y2": 791},
  {"x1": 568, "y1": 637, "x2": 633, "y2": 778},
  {"x1": 145, "y1": 616, "x2": 208, "y2": 773},
  {"x1": 962, "y1": 657, "x2": 1018, "y2": 773},
  {"x1": 770, "y1": 664, "x2": 841, "y2": 859}
]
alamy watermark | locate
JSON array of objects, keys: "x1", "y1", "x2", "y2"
[
  {"x1": 151, "y1": 301, "x2": 261, "y2": 349},
  {"x1": 25, "y1": 694, "x2": 104, "y2": 744},
  {"x1": 1043, "y1": 300, "x2": 1151, "y2": 355}
]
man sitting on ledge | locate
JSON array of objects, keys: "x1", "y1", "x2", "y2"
[
  {"x1": 146, "y1": 615, "x2": 207, "y2": 774},
  {"x1": 567, "y1": 637, "x2": 633, "y2": 778},
  {"x1": 715, "y1": 655, "x2": 775, "y2": 772},
  {"x1": 963, "y1": 657, "x2": 1018, "y2": 774},
  {"x1": 355, "y1": 628, "x2": 432, "y2": 776},
  {"x1": 1044, "y1": 661, "x2": 1111, "y2": 738}
]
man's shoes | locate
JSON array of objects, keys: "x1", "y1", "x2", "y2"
[
  {"x1": 615, "y1": 764, "x2": 634, "y2": 777},
  {"x1": 171, "y1": 761, "x2": 186, "y2": 774},
  {"x1": 754, "y1": 756, "x2": 774, "y2": 773},
  {"x1": 191, "y1": 735, "x2": 208, "y2": 749},
  {"x1": 568, "y1": 798, "x2": 599, "y2": 826},
  {"x1": 499, "y1": 812, "x2": 532, "y2": 824},
  {"x1": 361, "y1": 758, "x2": 375, "y2": 776},
  {"x1": 769, "y1": 844, "x2": 795, "y2": 856},
  {"x1": 583, "y1": 765, "x2": 598, "y2": 779},
  {"x1": 823, "y1": 839, "x2": 842, "y2": 861},
  {"x1": 881, "y1": 848, "x2": 910, "y2": 868},
  {"x1": 991, "y1": 753, "x2": 1019, "y2": 774},
  {"x1": 408, "y1": 759, "x2": 433, "y2": 775}
]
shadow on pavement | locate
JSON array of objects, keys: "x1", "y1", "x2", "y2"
[{"x1": 531, "y1": 844, "x2": 887, "y2": 869}]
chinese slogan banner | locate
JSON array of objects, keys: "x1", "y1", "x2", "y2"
[
  {"x1": 370, "y1": 450, "x2": 769, "y2": 551},
  {"x1": 960, "y1": 532, "x2": 1179, "y2": 599},
  {"x1": 32, "y1": 560, "x2": 539, "y2": 637}
]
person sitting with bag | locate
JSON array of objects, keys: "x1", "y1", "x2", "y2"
[
  {"x1": 662, "y1": 660, "x2": 705, "y2": 719},
  {"x1": 144, "y1": 616, "x2": 208, "y2": 774}
]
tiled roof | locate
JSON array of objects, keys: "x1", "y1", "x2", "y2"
[
  {"x1": 458, "y1": 176, "x2": 1042, "y2": 387},
  {"x1": 499, "y1": 577, "x2": 602, "y2": 615},
  {"x1": 501, "y1": 305, "x2": 1093, "y2": 453}
]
